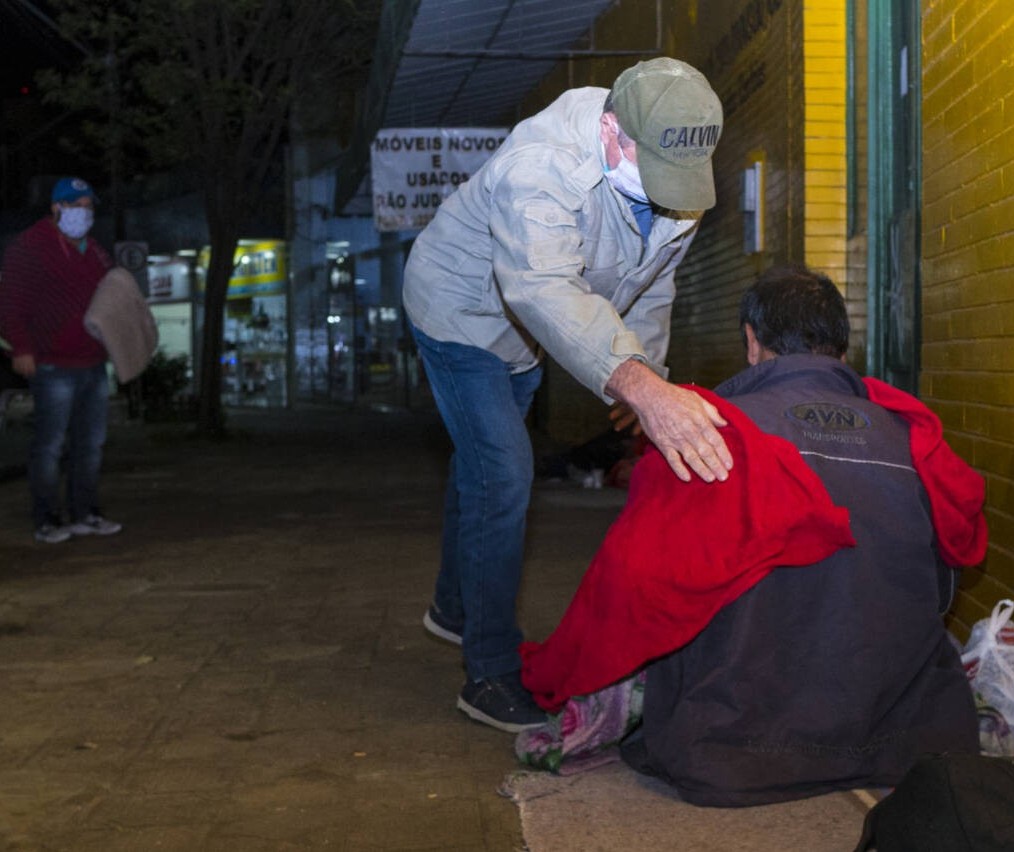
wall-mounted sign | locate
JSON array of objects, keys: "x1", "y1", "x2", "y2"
[
  {"x1": 197, "y1": 240, "x2": 288, "y2": 299},
  {"x1": 115, "y1": 240, "x2": 149, "y2": 295},
  {"x1": 370, "y1": 127, "x2": 507, "y2": 232},
  {"x1": 147, "y1": 255, "x2": 192, "y2": 303}
]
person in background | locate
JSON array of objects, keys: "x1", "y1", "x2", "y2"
[
  {"x1": 403, "y1": 57, "x2": 733, "y2": 732},
  {"x1": 0, "y1": 177, "x2": 123, "y2": 544}
]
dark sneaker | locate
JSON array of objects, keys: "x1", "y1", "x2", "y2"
[
  {"x1": 457, "y1": 671, "x2": 547, "y2": 733},
  {"x1": 423, "y1": 604, "x2": 463, "y2": 645},
  {"x1": 68, "y1": 514, "x2": 122, "y2": 536},
  {"x1": 34, "y1": 522, "x2": 72, "y2": 544}
]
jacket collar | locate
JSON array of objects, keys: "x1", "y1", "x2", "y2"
[{"x1": 715, "y1": 353, "x2": 866, "y2": 399}]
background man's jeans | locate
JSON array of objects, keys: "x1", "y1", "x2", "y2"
[
  {"x1": 411, "y1": 325, "x2": 543, "y2": 682},
  {"x1": 28, "y1": 363, "x2": 109, "y2": 527}
]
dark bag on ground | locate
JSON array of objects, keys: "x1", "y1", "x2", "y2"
[{"x1": 854, "y1": 753, "x2": 1014, "y2": 851}]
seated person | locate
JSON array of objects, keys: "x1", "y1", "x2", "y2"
[{"x1": 519, "y1": 264, "x2": 985, "y2": 806}]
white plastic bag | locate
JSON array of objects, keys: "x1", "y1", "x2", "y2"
[{"x1": 961, "y1": 599, "x2": 1014, "y2": 755}]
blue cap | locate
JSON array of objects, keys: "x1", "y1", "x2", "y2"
[{"x1": 51, "y1": 176, "x2": 98, "y2": 204}]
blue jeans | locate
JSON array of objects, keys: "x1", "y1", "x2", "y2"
[
  {"x1": 411, "y1": 325, "x2": 543, "y2": 681},
  {"x1": 28, "y1": 363, "x2": 110, "y2": 527}
]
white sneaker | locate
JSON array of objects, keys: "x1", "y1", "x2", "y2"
[
  {"x1": 34, "y1": 522, "x2": 72, "y2": 544},
  {"x1": 68, "y1": 514, "x2": 123, "y2": 536}
]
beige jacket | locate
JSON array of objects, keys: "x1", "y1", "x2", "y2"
[{"x1": 402, "y1": 87, "x2": 700, "y2": 401}]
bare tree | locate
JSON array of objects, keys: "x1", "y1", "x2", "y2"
[{"x1": 39, "y1": 0, "x2": 377, "y2": 437}]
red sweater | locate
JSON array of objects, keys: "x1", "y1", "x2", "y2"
[{"x1": 0, "y1": 218, "x2": 112, "y2": 368}]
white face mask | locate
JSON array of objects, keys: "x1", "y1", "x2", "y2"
[
  {"x1": 57, "y1": 206, "x2": 94, "y2": 239},
  {"x1": 604, "y1": 146, "x2": 649, "y2": 204}
]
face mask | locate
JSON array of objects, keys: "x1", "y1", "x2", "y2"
[
  {"x1": 604, "y1": 147, "x2": 650, "y2": 204},
  {"x1": 57, "y1": 206, "x2": 94, "y2": 239}
]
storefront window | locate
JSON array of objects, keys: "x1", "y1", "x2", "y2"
[
  {"x1": 147, "y1": 251, "x2": 196, "y2": 383},
  {"x1": 198, "y1": 240, "x2": 290, "y2": 408},
  {"x1": 321, "y1": 239, "x2": 411, "y2": 409}
]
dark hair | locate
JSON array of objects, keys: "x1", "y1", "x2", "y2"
[{"x1": 739, "y1": 264, "x2": 849, "y2": 358}]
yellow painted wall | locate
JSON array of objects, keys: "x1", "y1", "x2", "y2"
[
  {"x1": 921, "y1": 0, "x2": 1014, "y2": 634},
  {"x1": 803, "y1": 2, "x2": 848, "y2": 284}
]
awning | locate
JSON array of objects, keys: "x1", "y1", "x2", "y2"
[{"x1": 334, "y1": 0, "x2": 659, "y2": 214}]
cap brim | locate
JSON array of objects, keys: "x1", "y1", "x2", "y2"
[
  {"x1": 636, "y1": 143, "x2": 716, "y2": 210},
  {"x1": 53, "y1": 192, "x2": 97, "y2": 204}
]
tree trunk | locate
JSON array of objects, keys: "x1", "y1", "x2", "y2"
[{"x1": 196, "y1": 221, "x2": 239, "y2": 438}]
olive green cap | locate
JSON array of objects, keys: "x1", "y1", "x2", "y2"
[{"x1": 610, "y1": 58, "x2": 723, "y2": 210}]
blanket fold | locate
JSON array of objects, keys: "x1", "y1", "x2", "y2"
[
  {"x1": 863, "y1": 377, "x2": 987, "y2": 567},
  {"x1": 84, "y1": 266, "x2": 159, "y2": 383}
]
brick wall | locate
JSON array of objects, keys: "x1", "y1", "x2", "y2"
[
  {"x1": 669, "y1": 0, "x2": 806, "y2": 390},
  {"x1": 921, "y1": 0, "x2": 1014, "y2": 635}
]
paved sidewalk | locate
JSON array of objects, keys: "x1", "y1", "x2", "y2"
[{"x1": 0, "y1": 405, "x2": 625, "y2": 851}]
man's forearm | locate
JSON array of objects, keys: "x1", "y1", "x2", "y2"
[{"x1": 605, "y1": 358, "x2": 662, "y2": 408}]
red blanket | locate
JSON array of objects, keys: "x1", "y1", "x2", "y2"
[
  {"x1": 863, "y1": 378, "x2": 987, "y2": 567},
  {"x1": 520, "y1": 387, "x2": 856, "y2": 712}
]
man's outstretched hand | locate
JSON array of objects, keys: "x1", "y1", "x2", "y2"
[{"x1": 605, "y1": 360, "x2": 733, "y2": 483}]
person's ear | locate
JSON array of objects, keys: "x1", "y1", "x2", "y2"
[
  {"x1": 600, "y1": 112, "x2": 621, "y2": 167},
  {"x1": 744, "y1": 323, "x2": 764, "y2": 366},
  {"x1": 51, "y1": 203, "x2": 62, "y2": 220}
]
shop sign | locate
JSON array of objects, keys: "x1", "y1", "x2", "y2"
[
  {"x1": 147, "y1": 255, "x2": 192, "y2": 303},
  {"x1": 370, "y1": 127, "x2": 507, "y2": 232},
  {"x1": 197, "y1": 240, "x2": 288, "y2": 299}
]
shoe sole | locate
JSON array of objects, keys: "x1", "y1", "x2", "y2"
[
  {"x1": 423, "y1": 610, "x2": 463, "y2": 646},
  {"x1": 68, "y1": 526, "x2": 122, "y2": 536},
  {"x1": 34, "y1": 534, "x2": 71, "y2": 544},
  {"x1": 456, "y1": 696, "x2": 547, "y2": 734}
]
